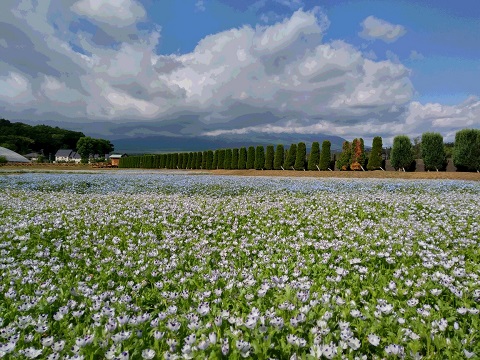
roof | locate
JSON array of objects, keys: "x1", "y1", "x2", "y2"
[
  {"x1": 24, "y1": 152, "x2": 41, "y2": 158},
  {"x1": 71, "y1": 152, "x2": 81, "y2": 159},
  {"x1": 55, "y1": 149, "x2": 73, "y2": 157},
  {"x1": 109, "y1": 154, "x2": 126, "y2": 159},
  {"x1": 0, "y1": 147, "x2": 31, "y2": 163}
]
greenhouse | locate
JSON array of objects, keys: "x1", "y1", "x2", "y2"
[{"x1": 0, "y1": 146, "x2": 31, "y2": 163}]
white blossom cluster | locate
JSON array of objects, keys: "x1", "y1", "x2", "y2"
[{"x1": 0, "y1": 174, "x2": 479, "y2": 359}]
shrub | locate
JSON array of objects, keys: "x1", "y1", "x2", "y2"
[
  {"x1": 294, "y1": 142, "x2": 306, "y2": 170},
  {"x1": 453, "y1": 129, "x2": 480, "y2": 172},
  {"x1": 308, "y1": 142, "x2": 320, "y2": 170},
  {"x1": 421, "y1": 132, "x2": 447, "y2": 171},
  {"x1": 319, "y1": 140, "x2": 331, "y2": 171},
  {"x1": 238, "y1": 147, "x2": 247, "y2": 169},
  {"x1": 0, "y1": 155, "x2": 7, "y2": 164},
  {"x1": 265, "y1": 145, "x2": 274, "y2": 170},
  {"x1": 391, "y1": 135, "x2": 414, "y2": 171},
  {"x1": 255, "y1": 146, "x2": 265, "y2": 170},
  {"x1": 284, "y1": 143, "x2": 296, "y2": 170},
  {"x1": 336, "y1": 141, "x2": 351, "y2": 170},
  {"x1": 274, "y1": 144, "x2": 284, "y2": 169},
  {"x1": 367, "y1": 137, "x2": 383, "y2": 170},
  {"x1": 246, "y1": 146, "x2": 255, "y2": 169}
]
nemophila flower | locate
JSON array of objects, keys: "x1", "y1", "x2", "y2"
[
  {"x1": 141, "y1": 349, "x2": 155, "y2": 359},
  {"x1": 385, "y1": 344, "x2": 404, "y2": 357},
  {"x1": 368, "y1": 334, "x2": 380, "y2": 346}
]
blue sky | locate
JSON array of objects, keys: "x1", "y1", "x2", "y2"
[{"x1": 0, "y1": 0, "x2": 479, "y2": 144}]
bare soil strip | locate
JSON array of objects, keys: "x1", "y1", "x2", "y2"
[{"x1": 1, "y1": 164, "x2": 479, "y2": 181}]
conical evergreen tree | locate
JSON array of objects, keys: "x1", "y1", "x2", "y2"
[
  {"x1": 238, "y1": 147, "x2": 247, "y2": 169},
  {"x1": 367, "y1": 136, "x2": 383, "y2": 170},
  {"x1": 255, "y1": 145, "x2": 265, "y2": 170},
  {"x1": 284, "y1": 143, "x2": 296, "y2": 169},
  {"x1": 246, "y1": 146, "x2": 255, "y2": 169},
  {"x1": 307, "y1": 141, "x2": 320, "y2": 170},
  {"x1": 294, "y1": 142, "x2": 306, "y2": 170},
  {"x1": 265, "y1": 145, "x2": 274, "y2": 170},
  {"x1": 336, "y1": 141, "x2": 351, "y2": 170},
  {"x1": 274, "y1": 144, "x2": 285, "y2": 169},
  {"x1": 231, "y1": 148, "x2": 239, "y2": 169},
  {"x1": 206, "y1": 150, "x2": 214, "y2": 169},
  {"x1": 224, "y1": 148, "x2": 232, "y2": 169},
  {"x1": 319, "y1": 140, "x2": 331, "y2": 170}
]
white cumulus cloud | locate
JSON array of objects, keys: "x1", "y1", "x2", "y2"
[
  {"x1": 71, "y1": 0, "x2": 145, "y2": 27},
  {"x1": 359, "y1": 16, "x2": 406, "y2": 43}
]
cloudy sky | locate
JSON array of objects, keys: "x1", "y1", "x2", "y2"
[{"x1": 0, "y1": 0, "x2": 479, "y2": 145}]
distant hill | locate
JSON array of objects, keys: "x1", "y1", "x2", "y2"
[{"x1": 112, "y1": 133, "x2": 347, "y2": 154}]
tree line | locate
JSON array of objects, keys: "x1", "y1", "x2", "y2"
[{"x1": 119, "y1": 128, "x2": 480, "y2": 172}]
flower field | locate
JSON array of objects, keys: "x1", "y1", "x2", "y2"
[{"x1": 0, "y1": 173, "x2": 479, "y2": 359}]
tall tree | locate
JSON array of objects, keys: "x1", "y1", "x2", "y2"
[
  {"x1": 350, "y1": 138, "x2": 366, "y2": 171},
  {"x1": 202, "y1": 151, "x2": 208, "y2": 169},
  {"x1": 255, "y1": 145, "x2": 265, "y2": 170},
  {"x1": 391, "y1": 135, "x2": 414, "y2": 171},
  {"x1": 421, "y1": 132, "x2": 447, "y2": 171},
  {"x1": 336, "y1": 141, "x2": 351, "y2": 170},
  {"x1": 294, "y1": 142, "x2": 306, "y2": 170},
  {"x1": 196, "y1": 151, "x2": 202, "y2": 169},
  {"x1": 319, "y1": 140, "x2": 331, "y2": 171},
  {"x1": 212, "y1": 150, "x2": 218, "y2": 169},
  {"x1": 246, "y1": 146, "x2": 255, "y2": 169},
  {"x1": 308, "y1": 141, "x2": 320, "y2": 170},
  {"x1": 274, "y1": 144, "x2": 285, "y2": 170},
  {"x1": 217, "y1": 149, "x2": 225, "y2": 169},
  {"x1": 265, "y1": 145, "x2": 274, "y2": 170},
  {"x1": 206, "y1": 150, "x2": 214, "y2": 169},
  {"x1": 76, "y1": 137, "x2": 96, "y2": 163},
  {"x1": 453, "y1": 129, "x2": 480, "y2": 172},
  {"x1": 231, "y1": 148, "x2": 239, "y2": 169},
  {"x1": 224, "y1": 148, "x2": 232, "y2": 169},
  {"x1": 367, "y1": 137, "x2": 383, "y2": 171},
  {"x1": 284, "y1": 143, "x2": 296, "y2": 169},
  {"x1": 238, "y1": 147, "x2": 247, "y2": 169}
]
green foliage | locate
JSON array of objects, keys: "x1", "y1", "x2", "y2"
[
  {"x1": 231, "y1": 148, "x2": 239, "y2": 170},
  {"x1": 308, "y1": 141, "x2": 320, "y2": 170},
  {"x1": 265, "y1": 145, "x2": 274, "y2": 170},
  {"x1": 319, "y1": 140, "x2": 331, "y2": 171},
  {"x1": 192, "y1": 152, "x2": 198, "y2": 169},
  {"x1": 0, "y1": 155, "x2": 7, "y2": 164},
  {"x1": 196, "y1": 151, "x2": 202, "y2": 169},
  {"x1": 391, "y1": 135, "x2": 414, "y2": 171},
  {"x1": 206, "y1": 150, "x2": 214, "y2": 169},
  {"x1": 367, "y1": 137, "x2": 383, "y2": 171},
  {"x1": 274, "y1": 144, "x2": 284, "y2": 170},
  {"x1": 255, "y1": 146, "x2": 265, "y2": 170},
  {"x1": 217, "y1": 149, "x2": 225, "y2": 169},
  {"x1": 238, "y1": 147, "x2": 247, "y2": 169},
  {"x1": 202, "y1": 151, "x2": 208, "y2": 169},
  {"x1": 0, "y1": 118, "x2": 85, "y2": 156},
  {"x1": 212, "y1": 150, "x2": 218, "y2": 169},
  {"x1": 453, "y1": 129, "x2": 480, "y2": 172},
  {"x1": 294, "y1": 142, "x2": 306, "y2": 170},
  {"x1": 76, "y1": 137, "x2": 114, "y2": 163},
  {"x1": 421, "y1": 132, "x2": 447, "y2": 171},
  {"x1": 224, "y1": 149, "x2": 232, "y2": 170},
  {"x1": 246, "y1": 146, "x2": 255, "y2": 169},
  {"x1": 284, "y1": 143, "x2": 296, "y2": 169},
  {"x1": 336, "y1": 141, "x2": 351, "y2": 170}
]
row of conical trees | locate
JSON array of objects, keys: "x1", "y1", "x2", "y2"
[
  {"x1": 119, "y1": 129, "x2": 480, "y2": 172},
  {"x1": 119, "y1": 141, "x2": 336, "y2": 170}
]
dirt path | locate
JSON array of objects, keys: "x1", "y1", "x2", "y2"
[{"x1": 1, "y1": 165, "x2": 479, "y2": 181}]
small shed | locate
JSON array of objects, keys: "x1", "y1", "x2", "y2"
[{"x1": 109, "y1": 154, "x2": 127, "y2": 167}]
